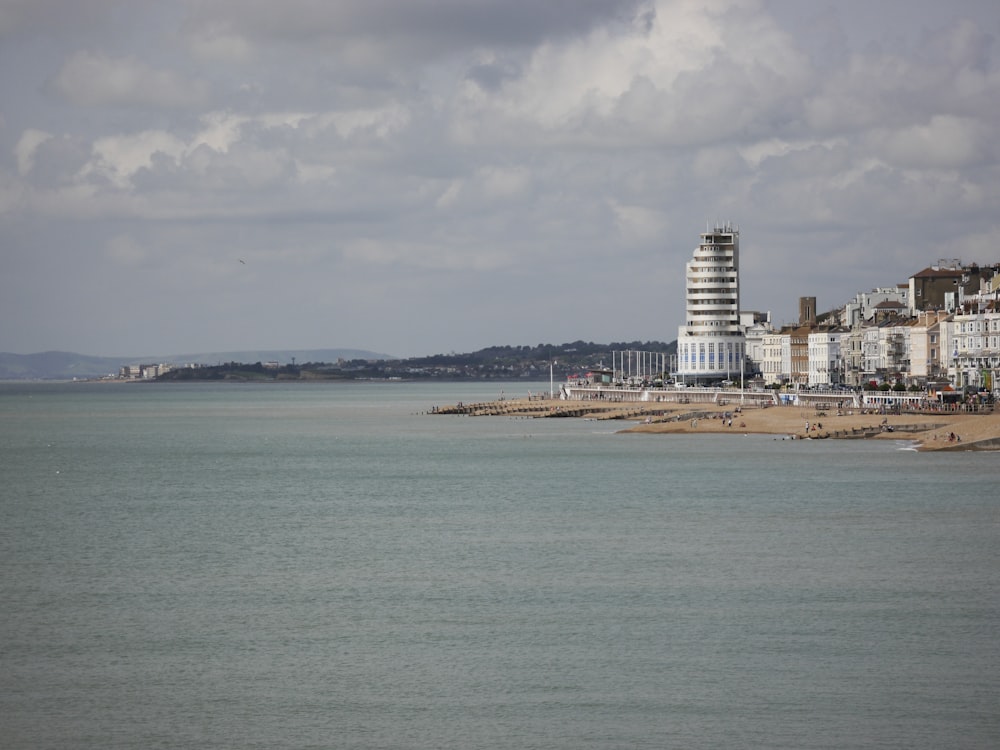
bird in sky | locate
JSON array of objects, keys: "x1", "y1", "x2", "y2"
[{"x1": 238, "y1": 259, "x2": 246, "y2": 264}]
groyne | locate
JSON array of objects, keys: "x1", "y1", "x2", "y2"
[{"x1": 429, "y1": 395, "x2": 999, "y2": 451}]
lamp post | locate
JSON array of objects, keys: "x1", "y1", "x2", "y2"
[
  {"x1": 740, "y1": 352, "x2": 745, "y2": 405},
  {"x1": 550, "y1": 359, "x2": 556, "y2": 399}
]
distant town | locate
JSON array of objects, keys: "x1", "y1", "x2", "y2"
[{"x1": 122, "y1": 342, "x2": 673, "y2": 384}]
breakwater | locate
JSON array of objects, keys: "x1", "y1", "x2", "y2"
[{"x1": 431, "y1": 399, "x2": 667, "y2": 421}]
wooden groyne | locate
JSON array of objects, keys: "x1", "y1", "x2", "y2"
[
  {"x1": 429, "y1": 398, "x2": 746, "y2": 425},
  {"x1": 428, "y1": 397, "x2": 1000, "y2": 451},
  {"x1": 824, "y1": 422, "x2": 948, "y2": 439},
  {"x1": 429, "y1": 398, "x2": 676, "y2": 421}
]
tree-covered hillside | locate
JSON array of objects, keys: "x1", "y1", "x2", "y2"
[{"x1": 155, "y1": 340, "x2": 677, "y2": 382}]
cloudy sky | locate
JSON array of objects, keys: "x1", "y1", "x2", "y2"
[{"x1": 2, "y1": 0, "x2": 998, "y2": 358}]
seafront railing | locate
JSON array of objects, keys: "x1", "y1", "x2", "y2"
[{"x1": 560, "y1": 384, "x2": 780, "y2": 406}]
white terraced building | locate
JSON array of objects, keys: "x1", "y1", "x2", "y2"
[{"x1": 675, "y1": 223, "x2": 746, "y2": 383}]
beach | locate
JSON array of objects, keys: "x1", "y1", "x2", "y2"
[
  {"x1": 434, "y1": 397, "x2": 1000, "y2": 451},
  {"x1": 623, "y1": 402, "x2": 1000, "y2": 451}
]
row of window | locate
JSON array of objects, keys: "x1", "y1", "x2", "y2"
[
  {"x1": 679, "y1": 341, "x2": 745, "y2": 370},
  {"x1": 956, "y1": 336, "x2": 1000, "y2": 350},
  {"x1": 957, "y1": 320, "x2": 1000, "y2": 333}
]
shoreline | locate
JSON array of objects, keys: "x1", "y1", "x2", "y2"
[{"x1": 433, "y1": 397, "x2": 1000, "y2": 451}]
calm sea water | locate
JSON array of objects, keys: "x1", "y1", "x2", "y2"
[{"x1": 1, "y1": 381, "x2": 998, "y2": 749}]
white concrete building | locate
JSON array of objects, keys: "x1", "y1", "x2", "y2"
[
  {"x1": 807, "y1": 329, "x2": 846, "y2": 387},
  {"x1": 949, "y1": 307, "x2": 1000, "y2": 392},
  {"x1": 759, "y1": 331, "x2": 786, "y2": 385},
  {"x1": 741, "y1": 311, "x2": 773, "y2": 380},
  {"x1": 842, "y1": 287, "x2": 909, "y2": 328},
  {"x1": 861, "y1": 326, "x2": 882, "y2": 380},
  {"x1": 883, "y1": 321, "x2": 911, "y2": 378},
  {"x1": 676, "y1": 223, "x2": 745, "y2": 382},
  {"x1": 908, "y1": 311, "x2": 950, "y2": 384}
]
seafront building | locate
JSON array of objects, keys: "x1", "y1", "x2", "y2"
[
  {"x1": 562, "y1": 222, "x2": 1000, "y2": 399},
  {"x1": 119, "y1": 363, "x2": 172, "y2": 379},
  {"x1": 842, "y1": 287, "x2": 909, "y2": 328},
  {"x1": 664, "y1": 224, "x2": 1000, "y2": 395},
  {"x1": 675, "y1": 222, "x2": 745, "y2": 383},
  {"x1": 807, "y1": 329, "x2": 845, "y2": 387},
  {"x1": 758, "y1": 269, "x2": 1000, "y2": 393},
  {"x1": 950, "y1": 302, "x2": 1000, "y2": 391},
  {"x1": 908, "y1": 311, "x2": 949, "y2": 383},
  {"x1": 681, "y1": 229, "x2": 1000, "y2": 393}
]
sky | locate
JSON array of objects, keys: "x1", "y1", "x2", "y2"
[{"x1": 2, "y1": 0, "x2": 999, "y2": 359}]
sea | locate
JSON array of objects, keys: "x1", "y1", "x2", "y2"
[{"x1": 1, "y1": 380, "x2": 998, "y2": 750}]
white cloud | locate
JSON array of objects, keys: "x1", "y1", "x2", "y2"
[
  {"x1": 430, "y1": 166, "x2": 532, "y2": 215},
  {"x1": 611, "y1": 201, "x2": 667, "y2": 244},
  {"x1": 83, "y1": 130, "x2": 187, "y2": 187},
  {"x1": 451, "y1": 0, "x2": 812, "y2": 148},
  {"x1": 185, "y1": 23, "x2": 254, "y2": 64},
  {"x1": 14, "y1": 129, "x2": 52, "y2": 175},
  {"x1": 9, "y1": 102, "x2": 416, "y2": 214},
  {"x1": 876, "y1": 115, "x2": 990, "y2": 170},
  {"x1": 51, "y1": 51, "x2": 210, "y2": 109},
  {"x1": 190, "y1": 111, "x2": 254, "y2": 153}
]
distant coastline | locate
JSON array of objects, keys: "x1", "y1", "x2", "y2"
[
  {"x1": 0, "y1": 348, "x2": 394, "y2": 381},
  {"x1": 1, "y1": 341, "x2": 673, "y2": 382}
]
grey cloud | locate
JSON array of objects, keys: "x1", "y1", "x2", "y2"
[
  {"x1": 2, "y1": 0, "x2": 1000, "y2": 357},
  {"x1": 0, "y1": 0, "x2": 130, "y2": 39},
  {"x1": 465, "y1": 60, "x2": 522, "y2": 92},
  {"x1": 185, "y1": 0, "x2": 646, "y2": 53},
  {"x1": 20, "y1": 134, "x2": 91, "y2": 186},
  {"x1": 50, "y1": 51, "x2": 211, "y2": 109}
]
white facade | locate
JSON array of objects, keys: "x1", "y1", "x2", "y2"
[
  {"x1": 950, "y1": 308, "x2": 1000, "y2": 391},
  {"x1": 861, "y1": 327, "x2": 882, "y2": 379},
  {"x1": 842, "y1": 287, "x2": 909, "y2": 327},
  {"x1": 908, "y1": 312, "x2": 950, "y2": 382},
  {"x1": 760, "y1": 332, "x2": 785, "y2": 385},
  {"x1": 676, "y1": 223, "x2": 745, "y2": 381},
  {"x1": 807, "y1": 330, "x2": 845, "y2": 387},
  {"x1": 853, "y1": 322, "x2": 911, "y2": 383}
]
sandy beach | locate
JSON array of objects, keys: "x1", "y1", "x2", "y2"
[
  {"x1": 435, "y1": 397, "x2": 1000, "y2": 451},
  {"x1": 620, "y1": 402, "x2": 1000, "y2": 451}
]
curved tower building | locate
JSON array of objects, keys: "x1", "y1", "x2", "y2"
[{"x1": 676, "y1": 222, "x2": 745, "y2": 382}]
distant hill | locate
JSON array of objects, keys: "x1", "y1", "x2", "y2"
[
  {"x1": 159, "y1": 349, "x2": 395, "y2": 367},
  {"x1": 0, "y1": 349, "x2": 394, "y2": 380},
  {"x1": 152, "y1": 340, "x2": 678, "y2": 383},
  {"x1": 0, "y1": 351, "x2": 125, "y2": 380},
  {"x1": 0, "y1": 342, "x2": 677, "y2": 381}
]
